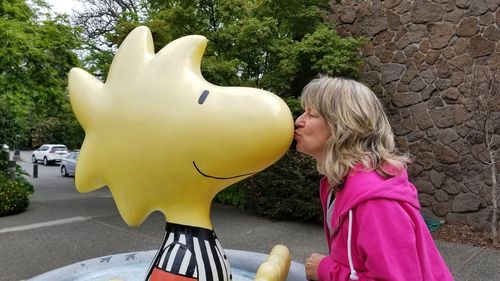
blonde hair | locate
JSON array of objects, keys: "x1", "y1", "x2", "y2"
[{"x1": 300, "y1": 76, "x2": 409, "y2": 189}]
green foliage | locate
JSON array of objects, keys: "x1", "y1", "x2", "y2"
[
  {"x1": 214, "y1": 183, "x2": 247, "y2": 209},
  {"x1": 0, "y1": 0, "x2": 84, "y2": 148},
  {"x1": 81, "y1": 48, "x2": 114, "y2": 81},
  {"x1": 73, "y1": 0, "x2": 145, "y2": 80},
  {"x1": 0, "y1": 150, "x2": 8, "y2": 171},
  {"x1": 30, "y1": 102, "x2": 84, "y2": 149},
  {"x1": 295, "y1": 25, "x2": 366, "y2": 80},
  {"x1": 284, "y1": 96, "x2": 303, "y2": 119},
  {"x1": 0, "y1": 150, "x2": 33, "y2": 216},
  {"x1": 0, "y1": 96, "x2": 20, "y2": 146},
  {"x1": 242, "y1": 150, "x2": 323, "y2": 222},
  {"x1": 0, "y1": 173, "x2": 33, "y2": 216},
  {"x1": 82, "y1": 0, "x2": 364, "y2": 97}
]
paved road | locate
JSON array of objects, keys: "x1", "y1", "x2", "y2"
[{"x1": 1, "y1": 151, "x2": 499, "y2": 281}]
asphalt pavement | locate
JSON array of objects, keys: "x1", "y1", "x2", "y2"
[{"x1": 1, "y1": 151, "x2": 499, "y2": 281}]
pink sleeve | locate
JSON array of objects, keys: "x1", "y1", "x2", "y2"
[
  {"x1": 355, "y1": 200, "x2": 422, "y2": 280},
  {"x1": 317, "y1": 255, "x2": 351, "y2": 281},
  {"x1": 317, "y1": 255, "x2": 334, "y2": 281}
]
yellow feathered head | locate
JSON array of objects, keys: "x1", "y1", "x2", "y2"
[{"x1": 68, "y1": 26, "x2": 293, "y2": 229}]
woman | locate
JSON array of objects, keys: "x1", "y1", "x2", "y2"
[{"x1": 294, "y1": 77, "x2": 453, "y2": 281}]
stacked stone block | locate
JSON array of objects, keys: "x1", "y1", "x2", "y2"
[{"x1": 329, "y1": 0, "x2": 500, "y2": 230}]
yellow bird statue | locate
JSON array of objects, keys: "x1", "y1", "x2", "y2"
[{"x1": 68, "y1": 26, "x2": 294, "y2": 281}]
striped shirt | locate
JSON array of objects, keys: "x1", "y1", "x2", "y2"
[
  {"x1": 146, "y1": 223, "x2": 232, "y2": 281},
  {"x1": 326, "y1": 190, "x2": 335, "y2": 236}
]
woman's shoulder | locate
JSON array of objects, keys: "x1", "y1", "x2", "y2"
[{"x1": 345, "y1": 167, "x2": 388, "y2": 186}]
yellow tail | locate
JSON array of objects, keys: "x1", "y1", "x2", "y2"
[{"x1": 254, "y1": 245, "x2": 292, "y2": 281}]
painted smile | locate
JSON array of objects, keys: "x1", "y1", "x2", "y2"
[{"x1": 193, "y1": 161, "x2": 256, "y2": 180}]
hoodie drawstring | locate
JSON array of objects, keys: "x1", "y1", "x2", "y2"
[{"x1": 347, "y1": 209, "x2": 359, "y2": 280}]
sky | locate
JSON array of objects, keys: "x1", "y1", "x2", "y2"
[{"x1": 45, "y1": 0, "x2": 83, "y2": 15}]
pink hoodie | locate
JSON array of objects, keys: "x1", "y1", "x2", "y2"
[{"x1": 318, "y1": 168, "x2": 454, "y2": 281}]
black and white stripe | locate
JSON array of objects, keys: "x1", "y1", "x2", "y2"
[{"x1": 146, "y1": 223, "x2": 232, "y2": 281}]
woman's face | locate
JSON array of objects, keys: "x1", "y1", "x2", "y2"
[{"x1": 294, "y1": 107, "x2": 331, "y2": 160}]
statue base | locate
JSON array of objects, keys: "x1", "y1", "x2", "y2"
[{"x1": 27, "y1": 249, "x2": 306, "y2": 281}]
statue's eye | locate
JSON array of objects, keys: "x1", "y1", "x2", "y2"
[{"x1": 198, "y1": 90, "x2": 209, "y2": 104}]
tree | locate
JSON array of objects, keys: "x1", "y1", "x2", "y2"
[
  {"x1": 464, "y1": 67, "x2": 500, "y2": 247},
  {"x1": 0, "y1": 97, "x2": 17, "y2": 145},
  {"x1": 73, "y1": 0, "x2": 142, "y2": 46},
  {"x1": 145, "y1": 0, "x2": 364, "y2": 96},
  {"x1": 0, "y1": 0, "x2": 83, "y2": 148},
  {"x1": 75, "y1": 0, "x2": 365, "y2": 96},
  {"x1": 73, "y1": 0, "x2": 144, "y2": 79}
]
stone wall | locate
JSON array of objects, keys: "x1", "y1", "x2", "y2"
[{"x1": 329, "y1": 0, "x2": 500, "y2": 230}]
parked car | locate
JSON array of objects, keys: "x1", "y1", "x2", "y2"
[
  {"x1": 31, "y1": 144, "x2": 69, "y2": 165},
  {"x1": 61, "y1": 151, "x2": 79, "y2": 177}
]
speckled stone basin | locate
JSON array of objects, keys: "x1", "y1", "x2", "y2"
[{"x1": 28, "y1": 249, "x2": 306, "y2": 281}]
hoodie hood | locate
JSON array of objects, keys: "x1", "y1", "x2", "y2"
[{"x1": 321, "y1": 166, "x2": 420, "y2": 218}]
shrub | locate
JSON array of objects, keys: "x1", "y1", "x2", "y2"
[
  {"x1": 214, "y1": 182, "x2": 248, "y2": 210},
  {"x1": 242, "y1": 150, "x2": 323, "y2": 222},
  {"x1": 0, "y1": 150, "x2": 33, "y2": 216},
  {"x1": 0, "y1": 149, "x2": 8, "y2": 171}
]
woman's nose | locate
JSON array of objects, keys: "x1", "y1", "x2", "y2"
[{"x1": 295, "y1": 113, "x2": 305, "y2": 128}]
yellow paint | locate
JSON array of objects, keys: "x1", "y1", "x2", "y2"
[
  {"x1": 68, "y1": 26, "x2": 293, "y2": 229},
  {"x1": 255, "y1": 245, "x2": 292, "y2": 281}
]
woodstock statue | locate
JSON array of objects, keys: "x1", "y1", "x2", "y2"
[{"x1": 68, "y1": 26, "x2": 294, "y2": 281}]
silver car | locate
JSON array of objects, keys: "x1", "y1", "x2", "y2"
[{"x1": 61, "y1": 151, "x2": 79, "y2": 177}]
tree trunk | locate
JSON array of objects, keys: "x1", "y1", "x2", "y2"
[{"x1": 490, "y1": 150, "x2": 498, "y2": 248}]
